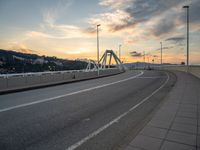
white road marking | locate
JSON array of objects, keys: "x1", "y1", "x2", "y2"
[
  {"x1": 65, "y1": 72, "x2": 169, "y2": 150},
  {"x1": 0, "y1": 71, "x2": 144, "y2": 113},
  {"x1": 136, "y1": 76, "x2": 167, "y2": 79}
]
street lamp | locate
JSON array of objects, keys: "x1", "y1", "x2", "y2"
[
  {"x1": 183, "y1": 5, "x2": 189, "y2": 71},
  {"x1": 119, "y1": 44, "x2": 121, "y2": 60},
  {"x1": 97, "y1": 24, "x2": 101, "y2": 75},
  {"x1": 160, "y1": 42, "x2": 162, "y2": 65},
  {"x1": 143, "y1": 51, "x2": 146, "y2": 69}
]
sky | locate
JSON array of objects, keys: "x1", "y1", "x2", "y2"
[{"x1": 0, "y1": 0, "x2": 199, "y2": 64}]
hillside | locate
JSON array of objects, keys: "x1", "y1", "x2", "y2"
[{"x1": 0, "y1": 49, "x2": 88, "y2": 74}]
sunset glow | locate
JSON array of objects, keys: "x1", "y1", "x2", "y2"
[{"x1": 0, "y1": 0, "x2": 199, "y2": 64}]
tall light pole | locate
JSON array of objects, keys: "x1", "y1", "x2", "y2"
[
  {"x1": 97, "y1": 24, "x2": 101, "y2": 75},
  {"x1": 160, "y1": 42, "x2": 162, "y2": 65},
  {"x1": 183, "y1": 5, "x2": 189, "y2": 71},
  {"x1": 119, "y1": 44, "x2": 121, "y2": 60},
  {"x1": 143, "y1": 51, "x2": 145, "y2": 69}
]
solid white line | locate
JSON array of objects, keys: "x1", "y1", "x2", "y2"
[
  {"x1": 65, "y1": 72, "x2": 169, "y2": 150},
  {"x1": 0, "y1": 71, "x2": 144, "y2": 113},
  {"x1": 136, "y1": 76, "x2": 167, "y2": 79}
]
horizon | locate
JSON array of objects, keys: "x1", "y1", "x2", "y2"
[
  {"x1": 0, "y1": 0, "x2": 200, "y2": 64},
  {"x1": 1, "y1": 49, "x2": 190, "y2": 65}
]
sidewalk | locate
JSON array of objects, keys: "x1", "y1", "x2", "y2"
[{"x1": 125, "y1": 71, "x2": 200, "y2": 150}]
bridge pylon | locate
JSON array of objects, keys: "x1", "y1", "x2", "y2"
[{"x1": 99, "y1": 50, "x2": 125, "y2": 71}]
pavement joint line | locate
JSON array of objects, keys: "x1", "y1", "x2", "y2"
[
  {"x1": 140, "y1": 127, "x2": 196, "y2": 139},
  {"x1": 65, "y1": 72, "x2": 169, "y2": 150},
  {"x1": 0, "y1": 71, "x2": 144, "y2": 113},
  {"x1": 164, "y1": 139, "x2": 197, "y2": 148},
  {"x1": 130, "y1": 145, "x2": 147, "y2": 150},
  {"x1": 148, "y1": 125, "x2": 169, "y2": 130},
  {"x1": 157, "y1": 75, "x2": 187, "y2": 150},
  {"x1": 139, "y1": 133, "x2": 165, "y2": 140},
  {"x1": 170, "y1": 127, "x2": 197, "y2": 135}
]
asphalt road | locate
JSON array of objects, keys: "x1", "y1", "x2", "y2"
[{"x1": 0, "y1": 70, "x2": 176, "y2": 150}]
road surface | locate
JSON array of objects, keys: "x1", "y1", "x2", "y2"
[{"x1": 0, "y1": 70, "x2": 176, "y2": 150}]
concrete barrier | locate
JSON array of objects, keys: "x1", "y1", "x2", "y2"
[
  {"x1": 7, "y1": 76, "x2": 26, "y2": 89},
  {"x1": 63, "y1": 72, "x2": 74, "y2": 81},
  {"x1": 0, "y1": 68, "x2": 124, "y2": 93},
  {"x1": 161, "y1": 65, "x2": 200, "y2": 79},
  {"x1": 99, "y1": 68, "x2": 121, "y2": 76},
  {"x1": 40, "y1": 73, "x2": 54, "y2": 83},
  {"x1": 189, "y1": 66, "x2": 200, "y2": 78},
  {"x1": 26, "y1": 75, "x2": 41, "y2": 86},
  {"x1": 75, "y1": 71, "x2": 97, "y2": 80},
  {"x1": 0, "y1": 77, "x2": 7, "y2": 91},
  {"x1": 52, "y1": 73, "x2": 64, "y2": 82}
]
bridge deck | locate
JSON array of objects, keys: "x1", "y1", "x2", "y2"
[{"x1": 0, "y1": 70, "x2": 178, "y2": 150}]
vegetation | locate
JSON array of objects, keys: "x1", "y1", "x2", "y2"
[{"x1": 0, "y1": 49, "x2": 88, "y2": 74}]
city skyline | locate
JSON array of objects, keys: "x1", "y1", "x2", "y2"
[{"x1": 0, "y1": 0, "x2": 200, "y2": 64}]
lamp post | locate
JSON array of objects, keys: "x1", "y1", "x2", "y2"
[
  {"x1": 119, "y1": 44, "x2": 121, "y2": 60},
  {"x1": 97, "y1": 24, "x2": 101, "y2": 75},
  {"x1": 143, "y1": 51, "x2": 145, "y2": 69},
  {"x1": 183, "y1": 5, "x2": 189, "y2": 72},
  {"x1": 160, "y1": 42, "x2": 162, "y2": 65}
]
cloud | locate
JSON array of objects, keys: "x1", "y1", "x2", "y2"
[
  {"x1": 8, "y1": 42, "x2": 37, "y2": 54},
  {"x1": 165, "y1": 36, "x2": 185, "y2": 45},
  {"x1": 18, "y1": 0, "x2": 200, "y2": 61},
  {"x1": 43, "y1": 0, "x2": 73, "y2": 25},
  {"x1": 87, "y1": 9, "x2": 134, "y2": 33},
  {"x1": 94, "y1": 0, "x2": 200, "y2": 38},
  {"x1": 180, "y1": 0, "x2": 200, "y2": 24},
  {"x1": 130, "y1": 51, "x2": 143, "y2": 57},
  {"x1": 83, "y1": 27, "x2": 96, "y2": 35},
  {"x1": 125, "y1": 0, "x2": 159, "y2": 22},
  {"x1": 150, "y1": 12, "x2": 177, "y2": 36},
  {"x1": 155, "y1": 46, "x2": 174, "y2": 51},
  {"x1": 27, "y1": 0, "x2": 97, "y2": 40},
  {"x1": 125, "y1": 0, "x2": 182, "y2": 21},
  {"x1": 189, "y1": 0, "x2": 200, "y2": 24},
  {"x1": 165, "y1": 35, "x2": 185, "y2": 46},
  {"x1": 99, "y1": 0, "x2": 133, "y2": 10},
  {"x1": 65, "y1": 48, "x2": 92, "y2": 55},
  {"x1": 26, "y1": 0, "x2": 91, "y2": 40},
  {"x1": 95, "y1": 0, "x2": 184, "y2": 34},
  {"x1": 26, "y1": 23, "x2": 87, "y2": 39},
  {"x1": 28, "y1": 0, "x2": 200, "y2": 44}
]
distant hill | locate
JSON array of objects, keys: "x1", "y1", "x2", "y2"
[{"x1": 0, "y1": 49, "x2": 88, "y2": 74}]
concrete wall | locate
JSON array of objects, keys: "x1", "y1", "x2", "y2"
[
  {"x1": 189, "y1": 66, "x2": 200, "y2": 78},
  {"x1": 7, "y1": 76, "x2": 26, "y2": 89},
  {"x1": 0, "y1": 78, "x2": 7, "y2": 90},
  {"x1": 74, "y1": 71, "x2": 98, "y2": 80},
  {"x1": 99, "y1": 69, "x2": 121, "y2": 76},
  {"x1": 26, "y1": 75, "x2": 41, "y2": 86},
  {"x1": 0, "y1": 68, "x2": 124, "y2": 93},
  {"x1": 161, "y1": 65, "x2": 200, "y2": 79}
]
